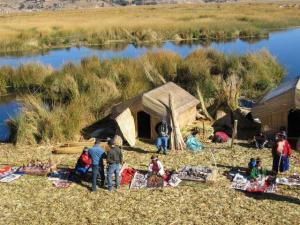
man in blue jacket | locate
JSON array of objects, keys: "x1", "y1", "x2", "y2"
[{"x1": 88, "y1": 139, "x2": 106, "y2": 192}]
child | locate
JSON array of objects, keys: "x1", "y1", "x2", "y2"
[
  {"x1": 247, "y1": 158, "x2": 256, "y2": 176},
  {"x1": 272, "y1": 132, "x2": 292, "y2": 173},
  {"x1": 249, "y1": 158, "x2": 267, "y2": 180}
]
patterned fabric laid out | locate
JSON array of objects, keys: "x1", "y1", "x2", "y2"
[
  {"x1": 52, "y1": 180, "x2": 72, "y2": 188},
  {"x1": 0, "y1": 174, "x2": 22, "y2": 183},
  {"x1": 276, "y1": 174, "x2": 300, "y2": 186},
  {"x1": 178, "y1": 166, "x2": 214, "y2": 182},
  {"x1": 231, "y1": 173, "x2": 277, "y2": 193}
]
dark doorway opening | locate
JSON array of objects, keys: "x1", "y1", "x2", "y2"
[
  {"x1": 288, "y1": 109, "x2": 300, "y2": 147},
  {"x1": 137, "y1": 111, "x2": 151, "y2": 139}
]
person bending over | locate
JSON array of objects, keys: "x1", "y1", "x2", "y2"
[{"x1": 74, "y1": 147, "x2": 91, "y2": 177}]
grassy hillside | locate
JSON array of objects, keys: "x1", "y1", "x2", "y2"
[{"x1": 1, "y1": 3, "x2": 300, "y2": 53}]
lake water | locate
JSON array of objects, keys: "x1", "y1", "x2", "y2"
[
  {"x1": 0, "y1": 28, "x2": 300, "y2": 141},
  {"x1": 0, "y1": 96, "x2": 21, "y2": 141}
]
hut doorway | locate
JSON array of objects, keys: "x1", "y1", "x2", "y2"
[
  {"x1": 288, "y1": 109, "x2": 300, "y2": 144},
  {"x1": 137, "y1": 111, "x2": 151, "y2": 139}
]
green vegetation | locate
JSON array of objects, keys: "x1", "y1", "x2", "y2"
[
  {"x1": 1, "y1": 3, "x2": 300, "y2": 53},
  {"x1": 1, "y1": 49, "x2": 284, "y2": 145}
]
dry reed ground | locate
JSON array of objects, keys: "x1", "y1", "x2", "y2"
[
  {"x1": 1, "y1": 3, "x2": 300, "y2": 49},
  {"x1": 0, "y1": 139, "x2": 299, "y2": 225}
]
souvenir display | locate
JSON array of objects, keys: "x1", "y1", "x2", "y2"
[
  {"x1": 146, "y1": 174, "x2": 164, "y2": 188},
  {"x1": 130, "y1": 172, "x2": 147, "y2": 189},
  {"x1": 178, "y1": 166, "x2": 213, "y2": 182}
]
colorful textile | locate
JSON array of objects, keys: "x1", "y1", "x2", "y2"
[
  {"x1": 121, "y1": 168, "x2": 136, "y2": 185},
  {"x1": 0, "y1": 174, "x2": 22, "y2": 183},
  {"x1": 130, "y1": 172, "x2": 147, "y2": 189},
  {"x1": 276, "y1": 174, "x2": 300, "y2": 186},
  {"x1": 52, "y1": 180, "x2": 72, "y2": 188}
]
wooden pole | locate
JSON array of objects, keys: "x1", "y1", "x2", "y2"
[
  {"x1": 197, "y1": 85, "x2": 214, "y2": 122},
  {"x1": 169, "y1": 93, "x2": 186, "y2": 150},
  {"x1": 169, "y1": 117, "x2": 175, "y2": 151},
  {"x1": 202, "y1": 120, "x2": 205, "y2": 137},
  {"x1": 231, "y1": 120, "x2": 238, "y2": 149}
]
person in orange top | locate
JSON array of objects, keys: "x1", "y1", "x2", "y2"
[{"x1": 272, "y1": 132, "x2": 292, "y2": 173}]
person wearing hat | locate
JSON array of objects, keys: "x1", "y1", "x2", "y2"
[
  {"x1": 89, "y1": 139, "x2": 106, "y2": 192},
  {"x1": 107, "y1": 135, "x2": 123, "y2": 191},
  {"x1": 74, "y1": 147, "x2": 91, "y2": 176},
  {"x1": 247, "y1": 158, "x2": 256, "y2": 176},
  {"x1": 249, "y1": 157, "x2": 267, "y2": 180},
  {"x1": 148, "y1": 155, "x2": 165, "y2": 177},
  {"x1": 272, "y1": 132, "x2": 292, "y2": 173},
  {"x1": 155, "y1": 119, "x2": 172, "y2": 155}
]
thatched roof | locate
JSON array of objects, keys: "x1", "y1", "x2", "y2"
[
  {"x1": 112, "y1": 82, "x2": 199, "y2": 117},
  {"x1": 252, "y1": 76, "x2": 300, "y2": 118}
]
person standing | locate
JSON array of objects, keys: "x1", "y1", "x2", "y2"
[
  {"x1": 272, "y1": 132, "x2": 292, "y2": 173},
  {"x1": 155, "y1": 120, "x2": 172, "y2": 155},
  {"x1": 89, "y1": 139, "x2": 106, "y2": 192},
  {"x1": 107, "y1": 135, "x2": 123, "y2": 191}
]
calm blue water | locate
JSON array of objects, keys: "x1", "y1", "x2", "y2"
[
  {"x1": 0, "y1": 28, "x2": 300, "y2": 79},
  {"x1": 0, "y1": 28, "x2": 300, "y2": 141},
  {"x1": 0, "y1": 98, "x2": 21, "y2": 141}
]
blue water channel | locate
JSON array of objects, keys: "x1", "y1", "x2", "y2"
[{"x1": 0, "y1": 28, "x2": 300, "y2": 141}]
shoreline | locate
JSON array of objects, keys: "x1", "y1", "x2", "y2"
[{"x1": 1, "y1": 3, "x2": 300, "y2": 54}]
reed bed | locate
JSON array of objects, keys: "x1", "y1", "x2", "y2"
[
  {"x1": 0, "y1": 140, "x2": 299, "y2": 225},
  {"x1": 1, "y1": 49, "x2": 284, "y2": 145},
  {"x1": 1, "y1": 3, "x2": 300, "y2": 53}
]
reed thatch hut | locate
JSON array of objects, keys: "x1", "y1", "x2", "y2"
[
  {"x1": 111, "y1": 82, "x2": 199, "y2": 142},
  {"x1": 251, "y1": 77, "x2": 300, "y2": 143}
]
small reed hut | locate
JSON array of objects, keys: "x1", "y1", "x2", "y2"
[
  {"x1": 251, "y1": 77, "x2": 300, "y2": 144},
  {"x1": 111, "y1": 82, "x2": 199, "y2": 142}
]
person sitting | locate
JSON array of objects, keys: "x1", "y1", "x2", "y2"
[
  {"x1": 148, "y1": 155, "x2": 165, "y2": 177},
  {"x1": 272, "y1": 132, "x2": 292, "y2": 173},
  {"x1": 74, "y1": 147, "x2": 91, "y2": 176},
  {"x1": 254, "y1": 132, "x2": 268, "y2": 149},
  {"x1": 155, "y1": 120, "x2": 172, "y2": 155},
  {"x1": 249, "y1": 157, "x2": 267, "y2": 180},
  {"x1": 247, "y1": 158, "x2": 256, "y2": 176},
  {"x1": 212, "y1": 131, "x2": 229, "y2": 143}
]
